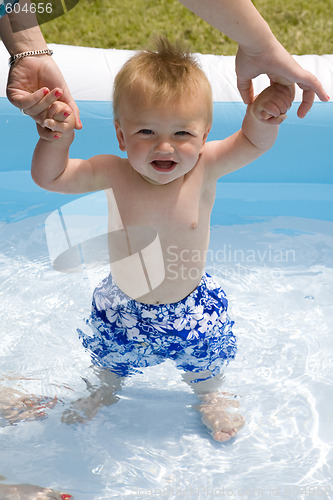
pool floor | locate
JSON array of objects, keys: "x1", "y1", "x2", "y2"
[{"x1": 0, "y1": 195, "x2": 332, "y2": 498}]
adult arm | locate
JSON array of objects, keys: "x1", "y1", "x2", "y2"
[
  {"x1": 0, "y1": 0, "x2": 81, "y2": 127},
  {"x1": 179, "y1": 0, "x2": 329, "y2": 117}
]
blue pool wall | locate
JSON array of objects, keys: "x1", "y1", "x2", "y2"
[
  {"x1": 1, "y1": 44, "x2": 332, "y2": 223},
  {"x1": 1, "y1": 98, "x2": 332, "y2": 182}
]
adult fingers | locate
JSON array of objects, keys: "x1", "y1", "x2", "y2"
[
  {"x1": 60, "y1": 87, "x2": 82, "y2": 130},
  {"x1": 37, "y1": 123, "x2": 63, "y2": 141},
  {"x1": 272, "y1": 70, "x2": 329, "y2": 118},
  {"x1": 235, "y1": 46, "x2": 256, "y2": 104},
  {"x1": 22, "y1": 88, "x2": 65, "y2": 117},
  {"x1": 40, "y1": 488, "x2": 73, "y2": 499},
  {"x1": 52, "y1": 107, "x2": 72, "y2": 122},
  {"x1": 39, "y1": 101, "x2": 73, "y2": 125},
  {"x1": 297, "y1": 71, "x2": 329, "y2": 103},
  {"x1": 237, "y1": 77, "x2": 254, "y2": 105},
  {"x1": 8, "y1": 86, "x2": 50, "y2": 111},
  {"x1": 296, "y1": 89, "x2": 315, "y2": 118}
]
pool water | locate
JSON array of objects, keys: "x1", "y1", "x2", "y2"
[
  {"x1": 0, "y1": 100, "x2": 333, "y2": 499},
  {"x1": 1, "y1": 182, "x2": 332, "y2": 499}
]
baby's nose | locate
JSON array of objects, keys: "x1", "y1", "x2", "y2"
[{"x1": 154, "y1": 139, "x2": 174, "y2": 153}]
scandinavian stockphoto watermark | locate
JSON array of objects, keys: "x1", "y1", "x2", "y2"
[
  {"x1": 166, "y1": 244, "x2": 296, "y2": 281},
  {"x1": 5, "y1": 0, "x2": 80, "y2": 31},
  {"x1": 45, "y1": 191, "x2": 297, "y2": 295}
]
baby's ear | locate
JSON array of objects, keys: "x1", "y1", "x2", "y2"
[
  {"x1": 201, "y1": 127, "x2": 211, "y2": 149},
  {"x1": 115, "y1": 121, "x2": 126, "y2": 151}
]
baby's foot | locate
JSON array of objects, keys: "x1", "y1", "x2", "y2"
[
  {"x1": 62, "y1": 388, "x2": 119, "y2": 424},
  {"x1": 62, "y1": 372, "x2": 123, "y2": 424},
  {"x1": 199, "y1": 392, "x2": 245, "y2": 442},
  {"x1": 61, "y1": 393, "x2": 103, "y2": 424}
]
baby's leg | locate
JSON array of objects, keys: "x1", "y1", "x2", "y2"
[
  {"x1": 62, "y1": 368, "x2": 124, "y2": 424},
  {"x1": 182, "y1": 371, "x2": 245, "y2": 442}
]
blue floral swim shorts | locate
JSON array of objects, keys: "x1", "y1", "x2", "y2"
[{"x1": 78, "y1": 273, "x2": 236, "y2": 380}]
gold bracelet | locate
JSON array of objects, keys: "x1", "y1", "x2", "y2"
[{"x1": 9, "y1": 49, "x2": 53, "y2": 67}]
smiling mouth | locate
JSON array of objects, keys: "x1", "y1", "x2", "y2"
[{"x1": 151, "y1": 160, "x2": 177, "y2": 172}]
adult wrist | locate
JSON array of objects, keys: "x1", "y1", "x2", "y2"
[
  {"x1": 0, "y1": 13, "x2": 48, "y2": 56},
  {"x1": 238, "y1": 27, "x2": 280, "y2": 58},
  {"x1": 6, "y1": 25, "x2": 48, "y2": 55},
  {"x1": 9, "y1": 48, "x2": 53, "y2": 66}
]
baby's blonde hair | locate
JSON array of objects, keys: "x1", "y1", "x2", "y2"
[{"x1": 113, "y1": 36, "x2": 213, "y2": 124}]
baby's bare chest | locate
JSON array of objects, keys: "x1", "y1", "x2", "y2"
[{"x1": 108, "y1": 181, "x2": 212, "y2": 241}]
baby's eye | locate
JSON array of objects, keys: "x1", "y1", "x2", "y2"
[
  {"x1": 139, "y1": 129, "x2": 153, "y2": 135},
  {"x1": 175, "y1": 131, "x2": 190, "y2": 136}
]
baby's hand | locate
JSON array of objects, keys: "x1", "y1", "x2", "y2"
[
  {"x1": 252, "y1": 83, "x2": 295, "y2": 125},
  {"x1": 36, "y1": 99, "x2": 76, "y2": 143}
]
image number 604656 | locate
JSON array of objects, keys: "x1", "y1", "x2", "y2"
[{"x1": 6, "y1": 0, "x2": 80, "y2": 31}]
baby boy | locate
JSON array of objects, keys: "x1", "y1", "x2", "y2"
[{"x1": 31, "y1": 37, "x2": 294, "y2": 441}]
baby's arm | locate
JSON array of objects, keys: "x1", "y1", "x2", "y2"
[
  {"x1": 204, "y1": 83, "x2": 295, "y2": 179},
  {"x1": 31, "y1": 101, "x2": 108, "y2": 194},
  {"x1": 31, "y1": 100, "x2": 75, "y2": 188}
]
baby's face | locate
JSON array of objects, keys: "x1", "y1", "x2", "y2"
[{"x1": 114, "y1": 91, "x2": 211, "y2": 185}]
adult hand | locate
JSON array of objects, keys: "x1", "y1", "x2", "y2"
[
  {"x1": 0, "y1": 483, "x2": 72, "y2": 499},
  {"x1": 6, "y1": 55, "x2": 81, "y2": 129},
  {"x1": 236, "y1": 40, "x2": 329, "y2": 118}
]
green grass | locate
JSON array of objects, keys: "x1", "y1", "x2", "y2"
[{"x1": 39, "y1": 0, "x2": 333, "y2": 55}]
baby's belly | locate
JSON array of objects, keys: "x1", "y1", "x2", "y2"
[
  {"x1": 137, "y1": 259, "x2": 206, "y2": 304},
  {"x1": 107, "y1": 226, "x2": 208, "y2": 304}
]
